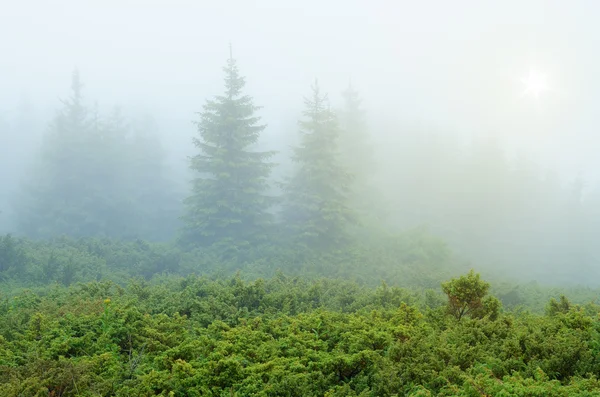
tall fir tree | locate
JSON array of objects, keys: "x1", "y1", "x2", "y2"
[
  {"x1": 180, "y1": 51, "x2": 276, "y2": 252},
  {"x1": 16, "y1": 71, "x2": 134, "y2": 238},
  {"x1": 129, "y1": 115, "x2": 182, "y2": 241},
  {"x1": 337, "y1": 83, "x2": 385, "y2": 230},
  {"x1": 16, "y1": 69, "x2": 95, "y2": 237},
  {"x1": 338, "y1": 83, "x2": 374, "y2": 188},
  {"x1": 87, "y1": 106, "x2": 136, "y2": 237},
  {"x1": 281, "y1": 80, "x2": 356, "y2": 251}
]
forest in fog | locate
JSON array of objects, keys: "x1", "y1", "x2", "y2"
[
  {"x1": 3, "y1": 1, "x2": 600, "y2": 395},
  {"x1": 1, "y1": 56, "x2": 599, "y2": 285}
]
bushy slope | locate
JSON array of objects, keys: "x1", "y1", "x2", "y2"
[{"x1": 1, "y1": 275, "x2": 600, "y2": 396}]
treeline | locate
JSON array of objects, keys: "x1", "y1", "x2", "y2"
[
  {"x1": 1, "y1": 52, "x2": 600, "y2": 283},
  {"x1": 1, "y1": 272, "x2": 599, "y2": 395},
  {"x1": 0, "y1": 230, "x2": 459, "y2": 292},
  {"x1": 1, "y1": 55, "x2": 377, "y2": 261},
  {"x1": 383, "y1": 132, "x2": 600, "y2": 284},
  {"x1": 1, "y1": 233, "x2": 598, "y2": 314},
  {"x1": 2, "y1": 71, "x2": 182, "y2": 241}
]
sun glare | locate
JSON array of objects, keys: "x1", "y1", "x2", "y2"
[{"x1": 521, "y1": 68, "x2": 549, "y2": 99}]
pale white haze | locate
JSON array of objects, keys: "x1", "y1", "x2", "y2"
[{"x1": 1, "y1": 0, "x2": 600, "y2": 284}]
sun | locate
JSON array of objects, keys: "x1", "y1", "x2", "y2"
[{"x1": 521, "y1": 68, "x2": 549, "y2": 99}]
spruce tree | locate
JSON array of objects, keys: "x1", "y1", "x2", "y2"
[
  {"x1": 17, "y1": 69, "x2": 94, "y2": 237},
  {"x1": 88, "y1": 106, "x2": 136, "y2": 238},
  {"x1": 129, "y1": 115, "x2": 182, "y2": 241},
  {"x1": 337, "y1": 83, "x2": 383, "y2": 228},
  {"x1": 338, "y1": 83, "x2": 374, "y2": 188},
  {"x1": 281, "y1": 80, "x2": 356, "y2": 251},
  {"x1": 181, "y1": 52, "x2": 276, "y2": 252}
]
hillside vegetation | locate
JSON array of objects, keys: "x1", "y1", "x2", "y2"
[
  {"x1": 1, "y1": 269, "x2": 600, "y2": 396},
  {"x1": 2, "y1": 52, "x2": 600, "y2": 396}
]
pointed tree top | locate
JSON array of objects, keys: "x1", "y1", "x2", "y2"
[
  {"x1": 70, "y1": 68, "x2": 84, "y2": 101},
  {"x1": 343, "y1": 78, "x2": 359, "y2": 95},
  {"x1": 223, "y1": 44, "x2": 244, "y2": 98},
  {"x1": 311, "y1": 78, "x2": 322, "y2": 98}
]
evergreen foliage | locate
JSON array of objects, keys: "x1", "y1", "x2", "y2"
[
  {"x1": 281, "y1": 81, "x2": 357, "y2": 251},
  {"x1": 128, "y1": 116, "x2": 182, "y2": 241},
  {"x1": 2, "y1": 47, "x2": 600, "y2": 396},
  {"x1": 13, "y1": 71, "x2": 179, "y2": 241},
  {"x1": 16, "y1": 70, "x2": 95, "y2": 238},
  {"x1": 2, "y1": 64, "x2": 600, "y2": 284},
  {"x1": 338, "y1": 83, "x2": 374, "y2": 192},
  {"x1": 181, "y1": 52, "x2": 276, "y2": 254},
  {"x1": 0, "y1": 271, "x2": 599, "y2": 396},
  {"x1": 337, "y1": 83, "x2": 388, "y2": 229}
]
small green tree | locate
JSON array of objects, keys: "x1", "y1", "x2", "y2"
[
  {"x1": 545, "y1": 295, "x2": 572, "y2": 316},
  {"x1": 441, "y1": 270, "x2": 500, "y2": 321}
]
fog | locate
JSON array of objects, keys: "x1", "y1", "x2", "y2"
[{"x1": 2, "y1": 0, "x2": 600, "y2": 284}]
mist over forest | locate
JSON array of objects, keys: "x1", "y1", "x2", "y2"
[
  {"x1": 2, "y1": 0, "x2": 600, "y2": 285},
  {"x1": 2, "y1": 2, "x2": 600, "y2": 395}
]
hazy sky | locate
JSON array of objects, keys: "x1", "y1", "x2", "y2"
[{"x1": 2, "y1": 0, "x2": 600, "y2": 181}]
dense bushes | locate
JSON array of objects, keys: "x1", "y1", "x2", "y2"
[
  {"x1": 0, "y1": 229, "x2": 462, "y2": 289},
  {"x1": 1, "y1": 232, "x2": 599, "y2": 310},
  {"x1": 1, "y1": 274, "x2": 599, "y2": 396},
  {"x1": 2, "y1": 233, "x2": 600, "y2": 395}
]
